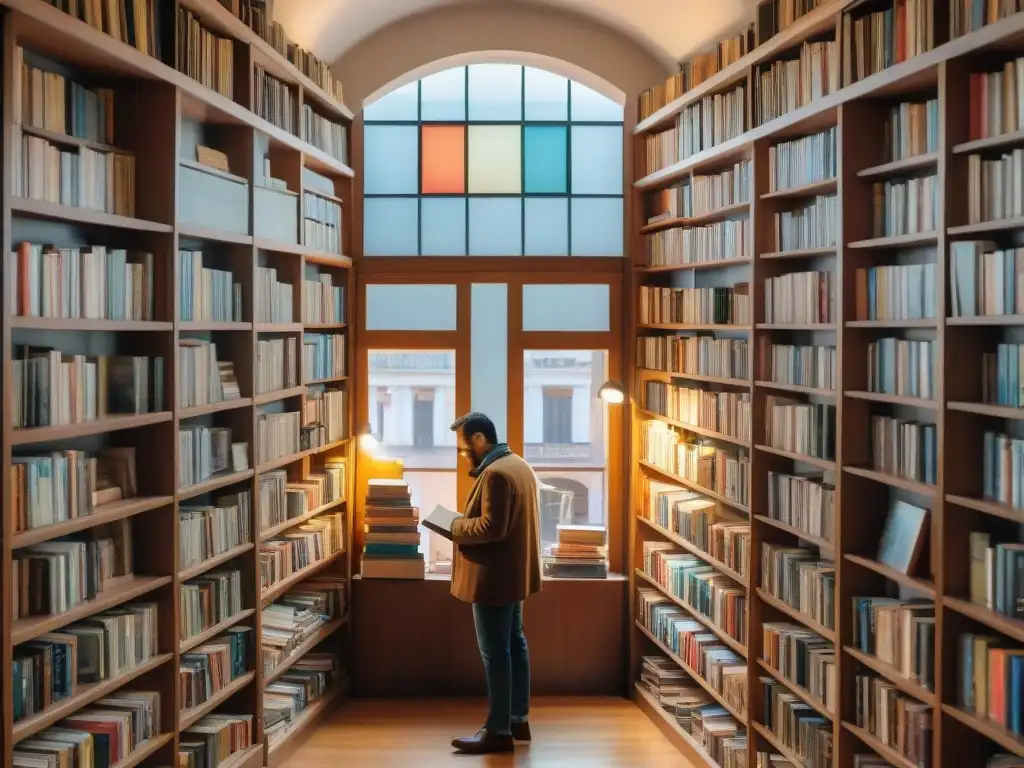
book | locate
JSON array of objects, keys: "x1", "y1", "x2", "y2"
[
  {"x1": 852, "y1": 598, "x2": 935, "y2": 688},
  {"x1": 177, "y1": 9, "x2": 234, "y2": 99},
  {"x1": 877, "y1": 500, "x2": 929, "y2": 574},
  {"x1": 643, "y1": 381, "x2": 751, "y2": 441},
  {"x1": 421, "y1": 505, "x2": 462, "y2": 541},
  {"x1": 636, "y1": 335, "x2": 748, "y2": 381},
  {"x1": 638, "y1": 285, "x2": 750, "y2": 326}
]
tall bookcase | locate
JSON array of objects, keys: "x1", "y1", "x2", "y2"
[
  {"x1": 0, "y1": 2, "x2": 354, "y2": 768},
  {"x1": 630, "y1": 1, "x2": 1024, "y2": 767}
]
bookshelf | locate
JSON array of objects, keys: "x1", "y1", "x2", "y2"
[
  {"x1": 0, "y1": 3, "x2": 354, "y2": 768},
  {"x1": 630, "y1": 2, "x2": 1024, "y2": 768}
]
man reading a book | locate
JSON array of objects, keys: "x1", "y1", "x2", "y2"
[{"x1": 448, "y1": 412, "x2": 542, "y2": 754}]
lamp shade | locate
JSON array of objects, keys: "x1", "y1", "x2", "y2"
[{"x1": 598, "y1": 380, "x2": 625, "y2": 404}]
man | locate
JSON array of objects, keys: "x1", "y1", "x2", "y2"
[{"x1": 448, "y1": 412, "x2": 542, "y2": 754}]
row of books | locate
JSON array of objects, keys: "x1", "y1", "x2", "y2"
[
  {"x1": 179, "y1": 340, "x2": 241, "y2": 408},
  {"x1": 765, "y1": 397, "x2": 836, "y2": 461},
  {"x1": 766, "y1": 470, "x2": 835, "y2": 543},
  {"x1": 256, "y1": 265, "x2": 294, "y2": 324},
  {"x1": 959, "y1": 633, "x2": 1024, "y2": 735},
  {"x1": 871, "y1": 414, "x2": 938, "y2": 484},
  {"x1": 643, "y1": 219, "x2": 750, "y2": 268},
  {"x1": 17, "y1": 135, "x2": 135, "y2": 216},
  {"x1": 260, "y1": 514, "x2": 344, "y2": 592},
  {"x1": 181, "y1": 628, "x2": 251, "y2": 709},
  {"x1": 13, "y1": 350, "x2": 163, "y2": 429},
  {"x1": 11, "y1": 447, "x2": 139, "y2": 533},
  {"x1": 302, "y1": 105, "x2": 348, "y2": 164},
  {"x1": 306, "y1": 388, "x2": 348, "y2": 443},
  {"x1": 853, "y1": 674, "x2": 931, "y2": 767},
  {"x1": 768, "y1": 127, "x2": 836, "y2": 192},
  {"x1": 179, "y1": 713, "x2": 254, "y2": 768},
  {"x1": 693, "y1": 161, "x2": 751, "y2": 216},
  {"x1": 762, "y1": 341, "x2": 836, "y2": 390},
  {"x1": 773, "y1": 194, "x2": 838, "y2": 251},
  {"x1": 884, "y1": 98, "x2": 939, "y2": 161},
  {"x1": 181, "y1": 569, "x2": 244, "y2": 642},
  {"x1": 10, "y1": 243, "x2": 155, "y2": 321},
  {"x1": 969, "y1": 60, "x2": 1024, "y2": 141},
  {"x1": 256, "y1": 411, "x2": 300, "y2": 465},
  {"x1": 761, "y1": 541, "x2": 836, "y2": 631},
  {"x1": 255, "y1": 66, "x2": 296, "y2": 135},
  {"x1": 178, "y1": 425, "x2": 240, "y2": 489},
  {"x1": 258, "y1": 461, "x2": 346, "y2": 533},
  {"x1": 754, "y1": 40, "x2": 839, "y2": 127},
  {"x1": 853, "y1": 597, "x2": 935, "y2": 689},
  {"x1": 855, "y1": 263, "x2": 938, "y2": 322},
  {"x1": 14, "y1": 690, "x2": 162, "y2": 768},
  {"x1": 303, "y1": 333, "x2": 346, "y2": 381},
  {"x1": 641, "y1": 420, "x2": 751, "y2": 507},
  {"x1": 983, "y1": 344, "x2": 1024, "y2": 408},
  {"x1": 17, "y1": 47, "x2": 115, "y2": 144},
  {"x1": 637, "y1": 335, "x2": 750, "y2": 381},
  {"x1": 13, "y1": 600, "x2": 158, "y2": 721},
  {"x1": 952, "y1": 0, "x2": 1023, "y2": 37},
  {"x1": 638, "y1": 655, "x2": 747, "y2": 766},
  {"x1": 304, "y1": 190, "x2": 344, "y2": 256},
  {"x1": 179, "y1": 250, "x2": 243, "y2": 323},
  {"x1": 949, "y1": 241, "x2": 1024, "y2": 318},
  {"x1": 643, "y1": 381, "x2": 752, "y2": 442},
  {"x1": 287, "y1": 40, "x2": 345, "y2": 101},
  {"x1": 969, "y1": 532, "x2": 1024, "y2": 621},
  {"x1": 872, "y1": 175, "x2": 939, "y2": 236},
  {"x1": 638, "y1": 285, "x2": 751, "y2": 327},
  {"x1": 764, "y1": 270, "x2": 835, "y2": 325},
  {"x1": 679, "y1": 85, "x2": 747, "y2": 160},
  {"x1": 256, "y1": 337, "x2": 298, "y2": 395},
  {"x1": 642, "y1": 128, "x2": 678, "y2": 176},
  {"x1": 968, "y1": 150, "x2": 1024, "y2": 224},
  {"x1": 304, "y1": 275, "x2": 345, "y2": 325},
  {"x1": 40, "y1": 0, "x2": 160, "y2": 58},
  {"x1": 763, "y1": 622, "x2": 836, "y2": 711},
  {"x1": 640, "y1": 544, "x2": 748, "y2": 646},
  {"x1": 265, "y1": 653, "x2": 342, "y2": 747},
  {"x1": 868, "y1": 338, "x2": 936, "y2": 399},
  {"x1": 642, "y1": 478, "x2": 751, "y2": 579},
  {"x1": 177, "y1": 8, "x2": 234, "y2": 100},
  {"x1": 646, "y1": 181, "x2": 692, "y2": 224},
  {"x1": 262, "y1": 578, "x2": 346, "y2": 675},
  {"x1": 761, "y1": 676, "x2": 832, "y2": 767},
  {"x1": 984, "y1": 430, "x2": 1024, "y2": 511},
  {"x1": 179, "y1": 490, "x2": 253, "y2": 571},
  {"x1": 841, "y1": 0, "x2": 934, "y2": 87}
]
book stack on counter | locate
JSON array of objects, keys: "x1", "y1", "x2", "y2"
[
  {"x1": 264, "y1": 652, "x2": 342, "y2": 747},
  {"x1": 543, "y1": 524, "x2": 608, "y2": 578},
  {"x1": 180, "y1": 627, "x2": 252, "y2": 710},
  {"x1": 179, "y1": 714, "x2": 254, "y2": 768},
  {"x1": 13, "y1": 691, "x2": 162, "y2": 768},
  {"x1": 261, "y1": 577, "x2": 346, "y2": 676},
  {"x1": 361, "y1": 479, "x2": 423, "y2": 579}
]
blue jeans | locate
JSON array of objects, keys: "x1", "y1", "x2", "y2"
[{"x1": 472, "y1": 601, "x2": 530, "y2": 736}]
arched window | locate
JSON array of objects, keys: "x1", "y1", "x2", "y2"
[{"x1": 362, "y1": 63, "x2": 624, "y2": 257}]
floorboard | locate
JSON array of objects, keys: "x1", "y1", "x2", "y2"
[{"x1": 277, "y1": 696, "x2": 693, "y2": 767}]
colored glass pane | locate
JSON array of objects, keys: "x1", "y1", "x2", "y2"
[
  {"x1": 468, "y1": 125, "x2": 521, "y2": 194},
  {"x1": 525, "y1": 67, "x2": 568, "y2": 121},
  {"x1": 468, "y1": 63, "x2": 522, "y2": 121},
  {"x1": 524, "y1": 198, "x2": 568, "y2": 256},
  {"x1": 363, "y1": 80, "x2": 418, "y2": 121},
  {"x1": 571, "y1": 197, "x2": 622, "y2": 256},
  {"x1": 421, "y1": 125, "x2": 465, "y2": 194},
  {"x1": 421, "y1": 67, "x2": 466, "y2": 121},
  {"x1": 522, "y1": 285, "x2": 610, "y2": 331},
  {"x1": 469, "y1": 198, "x2": 521, "y2": 255},
  {"x1": 524, "y1": 126, "x2": 566, "y2": 194},
  {"x1": 570, "y1": 126, "x2": 622, "y2": 195},
  {"x1": 570, "y1": 80, "x2": 623, "y2": 121},
  {"x1": 365, "y1": 285, "x2": 458, "y2": 330},
  {"x1": 421, "y1": 198, "x2": 467, "y2": 256},
  {"x1": 364, "y1": 198, "x2": 418, "y2": 256},
  {"x1": 364, "y1": 124, "x2": 418, "y2": 195}
]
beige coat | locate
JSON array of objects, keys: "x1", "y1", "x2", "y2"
[{"x1": 449, "y1": 452, "x2": 543, "y2": 605}]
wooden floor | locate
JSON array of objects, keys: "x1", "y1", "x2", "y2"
[{"x1": 278, "y1": 697, "x2": 692, "y2": 767}]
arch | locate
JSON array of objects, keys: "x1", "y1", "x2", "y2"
[{"x1": 540, "y1": 476, "x2": 591, "y2": 531}]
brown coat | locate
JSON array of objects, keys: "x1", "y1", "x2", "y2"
[{"x1": 449, "y1": 452, "x2": 542, "y2": 605}]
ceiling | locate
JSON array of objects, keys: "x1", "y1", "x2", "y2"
[{"x1": 273, "y1": 0, "x2": 756, "y2": 70}]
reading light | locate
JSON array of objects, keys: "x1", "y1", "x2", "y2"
[
  {"x1": 598, "y1": 380, "x2": 625, "y2": 404},
  {"x1": 358, "y1": 423, "x2": 379, "y2": 452}
]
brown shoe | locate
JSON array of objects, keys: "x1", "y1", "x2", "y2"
[
  {"x1": 511, "y1": 721, "x2": 532, "y2": 742},
  {"x1": 451, "y1": 729, "x2": 514, "y2": 754}
]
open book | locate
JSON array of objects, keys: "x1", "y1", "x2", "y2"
[{"x1": 421, "y1": 504, "x2": 463, "y2": 541}]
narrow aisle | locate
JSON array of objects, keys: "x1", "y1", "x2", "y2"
[{"x1": 278, "y1": 697, "x2": 694, "y2": 768}]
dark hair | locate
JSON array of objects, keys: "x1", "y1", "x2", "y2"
[{"x1": 450, "y1": 412, "x2": 498, "y2": 444}]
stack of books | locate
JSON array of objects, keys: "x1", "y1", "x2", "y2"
[
  {"x1": 361, "y1": 479, "x2": 423, "y2": 579},
  {"x1": 543, "y1": 524, "x2": 608, "y2": 578}
]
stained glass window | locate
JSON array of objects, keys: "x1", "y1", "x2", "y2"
[{"x1": 363, "y1": 63, "x2": 624, "y2": 257}]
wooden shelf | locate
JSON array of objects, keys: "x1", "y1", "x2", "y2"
[
  {"x1": 755, "y1": 444, "x2": 837, "y2": 472},
  {"x1": 843, "y1": 466, "x2": 938, "y2": 497},
  {"x1": 633, "y1": 684, "x2": 719, "y2": 768},
  {"x1": 178, "y1": 469, "x2": 255, "y2": 501},
  {"x1": 179, "y1": 397, "x2": 253, "y2": 419},
  {"x1": 179, "y1": 158, "x2": 248, "y2": 185},
  {"x1": 843, "y1": 722, "x2": 919, "y2": 768},
  {"x1": 845, "y1": 318, "x2": 937, "y2": 328},
  {"x1": 637, "y1": 368, "x2": 750, "y2": 387},
  {"x1": 302, "y1": 322, "x2": 349, "y2": 331},
  {"x1": 948, "y1": 216, "x2": 1024, "y2": 235},
  {"x1": 180, "y1": 608, "x2": 256, "y2": 653},
  {"x1": 761, "y1": 177, "x2": 838, "y2": 199},
  {"x1": 943, "y1": 596, "x2": 1024, "y2": 643},
  {"x1": 255, "y1": 447, "x2": 319, "y2": 473},
  {"x1": 946, "y1": 314, "x2": 1024, "y2": 326},
  {"x1": 178, "y1": 542, "x2": 255, "y2": 582},
  {"x1": 948, "y1": 401, "x2": 1024, "y2": 419},
  {"x1": 753, "y1": 515, "x2": 833, "y2": 550},
  {"x1": 179, "y1": 671, "x2": 256, "y2": 729},
  {"x1": 637, "y1": 258, "x2": 751, "y2": 273},
  {"x1": 757, "y1": 658, "x2": 834, "y2": 718},
  {"x1": 259, "y1": 498, "x2": 346, "y2": 542},
  {"x1": 843, "y1": 391, "x2": 938, "y2": 408},
  {"x1": 857, "y1": 153, "x2": 939, "y2": 178},
  {"x1": 264, "y1": 615, "x2": 348, "y2": 684},
  {"x1": 265, "y1": 680, "x2": 348, "y2": 768},
  {"x1": 755, "y1": 323, "x2": 837, "y2": 331},
  {"x1": 843, "y1": 554, "x2": 936, "y2": 597},
  {"x1": 847, "y1": 232, "x2": 938, "y2": 248},
  {"x1": 178, "y1": 223, "x2": 253, "y2": 245},
  {"x1": 637, "y1": 408, "x2": 751, "y2": 448},
  {"x1": 256, "y1": 323, "x2": 303, "y2": 333},
  {"x1": 305, "y1": 374, "x2": 349, "y2": 386},
  {"x1": 638, "y1": 460, "x2": 750, "y2": 514},
  {"x1": 945, "y1": 493, "x2": 1024, "y2": 523},
  {"x1": 11, "y1": 197, "x2": 172, "y2": 231},
  {"x1": 11, "y1": 495, "x2": 172, "y2": 549},
  {"x1": 12, "y1": 574, "x2": 172, "y2": 645},
  {"x1": 260, "y1": 549, "x2": 346, "y2": 605},
  {"x1": 942, "y1": 705, "x2": 1024, "y2": 758},
  {"x1": 638, "y1": 516, "x2": 749, "y2": 587},
  {"x1": 843, "y1": 646, "x2": 937, "y2": 706},
  {"x1": 754, "y1": 380, "x2": 836, "y2": 397},
  {"x1": 253, "y1": 386, "x2": 306, "y2": 405},
  {"x1": 635, "y1": 570, "x2": 748, "y2": 656},
  {"x1": 759, "y1": 247, "x2": 837, "y2": 260},
  {"x1": 11, "y1": 316, "x2": 172, "y2": 331},
  {"x1": 639, "y1": 201, "x2": 751, "y2": 234},
  {"x1": 107, "y1": 734, "x2": 175, "y2": 768},
  {"x1": 752, "y1": 723, "x2": 806, "y2": 767},
  {"x1": 638, "y1": 323, "x2": 749, "y2": 332},
  {"x1": 757, "y1": 588, "x2": 836, "y2": 642},
  {"x1": 12, "y1": 652, "x2": 173, "y2": 743},
  {"x1": 18, "y1": 122, "x2": 131, "y2": 154},
  {"x1": 12, "y1": 411, "x2": 172, "y2": 445},
  {"x1": 179, "y1": 321, "x2": 253, "y2": 332},
  {"x1": 634, "y1": 620, "x2": 746, "y2": 721}
]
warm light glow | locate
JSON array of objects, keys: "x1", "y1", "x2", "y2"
[
  {"x1": 359, "y1": 432, "x2": 380, "y2": 452},
  {"x1": 598, "y1": 380, "x2": 625, "y2": 404}
]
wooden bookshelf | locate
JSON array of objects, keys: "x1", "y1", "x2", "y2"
[
  {"x1": 629, "y1": 3, "x2": 1024, "y2": 767},
  {"x1": 0, "y1": 4, "x2": 355, "y2": 767}
]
